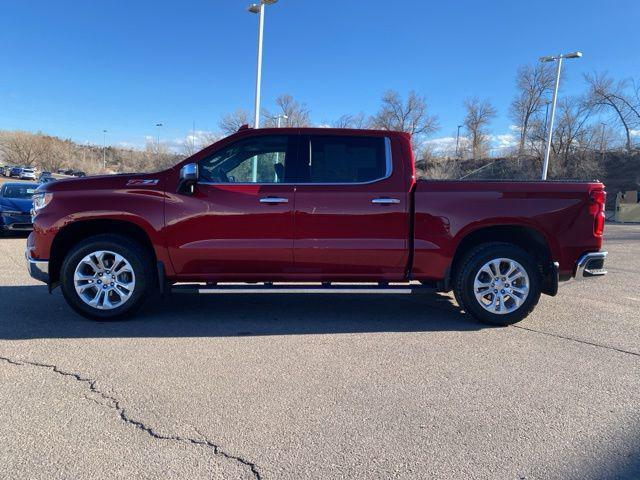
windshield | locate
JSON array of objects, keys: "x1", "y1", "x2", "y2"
[{"x1": 1, "y1": 184, "x2": 38, "y2": 199}]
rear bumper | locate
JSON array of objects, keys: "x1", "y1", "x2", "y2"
[
  {"x1": 25, "y1": 250, "x2": 49, "y2": 284},
  {"x1": 575, "y1": 251, "x2": 607, "y2": 279}
]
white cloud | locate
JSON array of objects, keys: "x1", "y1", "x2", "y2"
[
  {"x1": 426, "y1": 136, "x2": 456, "y2": 148},
  {"x1": 141, "y1": 130, "x2": 219, "y2": 153},
  {"x1": 631, "y1": 129, "x2": 640, "y2": 137},
  {"x1": 490, "y1": 133, "x2": 518, "y2": 149},
  {"x1": 116, "y1": 141, "x2": 143, "y2": 149}
]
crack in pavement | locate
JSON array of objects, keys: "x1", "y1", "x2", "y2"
[
  {"x1": 0, "y1": 355, "x2": 262, "y2": 480},
  {"x1": 511, "y1": 325, "x2": 640, "y2": 358}
]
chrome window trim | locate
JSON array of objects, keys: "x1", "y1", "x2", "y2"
[{"x1": 197, "y1": 136, "x2": 393, "y2": 187}]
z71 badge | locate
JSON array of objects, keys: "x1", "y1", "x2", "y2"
[{"x1": 126, "y1": 179, "x2": 159, "y2": 186}]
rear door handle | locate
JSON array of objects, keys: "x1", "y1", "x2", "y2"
[
  {"x1": 260, "y1": 197, "x2": 289, "y2": 204},
  {"x1": 371, "y1": 197, "x2": 400, "y2": 205}
]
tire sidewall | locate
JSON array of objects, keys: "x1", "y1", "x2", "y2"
[
  {"x1": 61, "y1": 236, "x2": 152, "y2": 320},
  {"x1": 456, "y1": 244, "x2": 541, "y2": 326}
]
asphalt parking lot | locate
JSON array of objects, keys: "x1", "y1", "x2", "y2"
[{"x1": 1, "y1": 224, "x2": 639, "y2": 479}]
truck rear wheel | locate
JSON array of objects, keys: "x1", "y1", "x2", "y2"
[
  {"x1": 60, "y1": 234, "x2": 155, "y2": 320},
  {"x1": 453, "y1": 242, "x2": 541, "y2": 326}
]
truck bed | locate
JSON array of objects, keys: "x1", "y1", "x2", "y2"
[{"x1": 411, "y1": 179, "x2": 604, "y2": 281}]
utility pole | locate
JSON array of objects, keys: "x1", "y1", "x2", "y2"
[{"x1": 455, "y1": 125, "x2": 462, "y2": 158}]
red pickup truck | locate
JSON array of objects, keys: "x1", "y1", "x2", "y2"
[{"x1": 26, "y1": 127, "x2": 607, "y2": 325}]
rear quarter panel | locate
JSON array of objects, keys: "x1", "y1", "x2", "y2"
[{"x1": 413, "y1": 180, "x2": 604, "y2": 280}]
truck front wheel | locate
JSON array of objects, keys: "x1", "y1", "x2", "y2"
[
  {"x1": 60, "y1": 234, "x2": 155, "y2": 320},
  {"x1": 453, "y1": 242, "x2": 541, "y2": 326}
]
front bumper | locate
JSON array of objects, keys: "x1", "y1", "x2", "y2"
[
  {"x1": 1, "y1": 213, "x2": 34, "y2": 231},
  {"x1": 25, "y1": 250, "x2": 49, "y2": 284},
  {"x1": 2, "y1": 222, "x2": 34, "y2": 231},
  {"x1": 575, "y1": 251, "x2": 607, "y2": 279}
]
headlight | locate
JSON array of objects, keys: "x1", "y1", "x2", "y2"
[{"x1": 32, "y1": 192, "x2": 53, "y2": 212}]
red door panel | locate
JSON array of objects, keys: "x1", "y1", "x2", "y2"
[
  {"x1": 294, "y1": 187, "x2": 409, "y2": 279},
  {"x1": 293, "y1": 135, "x2": 410, "y2": 281},
  {"x1": 165, "y1": 184, "x2": 294, "y2": 280}
]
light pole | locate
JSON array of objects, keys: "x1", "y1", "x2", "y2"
[
  {"x1": 600, "y1": 122, "x2": 606, "y2": 162},
  {"x1": 155, "y1": 123, "x2": 163, "y2": 163},
  {"x1": 273, "y1": 114, "x2": 288, "y2": 181},
  {"x1": 542, "y1": 100, "x2": 551, "y2": 140},
  {"x1": 248, "y1": 0, "x2": 278, "y2": 129},
  {"x1": 539, "y1": 51, "x2": 582, "y2": 180},
  {"x1": 455, "y1": 125, "x2": 462, "y2": 158},
  {"x1": 276, "y1": 114, "x2": 288, "y2": 128},
  {"x1": 102, "y1": 130, "x2": 107, "y2": 170}
]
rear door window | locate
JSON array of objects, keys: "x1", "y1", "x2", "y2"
[{"x1": 298, "y1": 136, "x2": 388, "y2": 184}]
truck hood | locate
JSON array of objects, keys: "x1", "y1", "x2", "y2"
[
  {"x1": 39, "y1": 172, "x2": 166, "y2": 193},
  {"x1": 0, "y1": 197, "x2": 33, "y2": 213}
]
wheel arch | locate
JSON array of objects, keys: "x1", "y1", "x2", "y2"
[
  {"x1": 448, "y1": 224, "x2": 557, "y2": 296},
  {"x1": 49, "y1": 219, "x2": 157, "y2": 287}
]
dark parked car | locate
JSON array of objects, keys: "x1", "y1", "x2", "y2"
[
  {"x1": 72, "y1": 171, "x2": 86, "y2": 177},
  {"x1": 39, "y1": 174, "x2": 56, "y2": 184},
  {"x1": 0, "y1": 182, "x2": 38, "y2": 234},
  {"x1": 9, "y1": 166, "x2": 23, "y2": 178}
]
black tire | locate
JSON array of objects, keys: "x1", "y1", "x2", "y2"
[
  {"x1": 453, "y1": 242, "x2": 541, "y2": 326},
  {"x1": 60, "y1": 234, "x2": 156, "y2": 320}
]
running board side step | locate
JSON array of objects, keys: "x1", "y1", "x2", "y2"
[{"x1": 171, "y1": 283, "x2": 433, "y2": 295}]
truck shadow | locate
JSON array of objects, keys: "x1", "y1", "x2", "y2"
[{"x1": 0, "y1": 285, "x2": 493, "y2": 340}]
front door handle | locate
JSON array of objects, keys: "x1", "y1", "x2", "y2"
[
  {"x1": 371, "y1": 197, "x2": 400, "y2": 205},
  {"x1": 260, "y1": 197, "x2": 289, "y2": 204}
]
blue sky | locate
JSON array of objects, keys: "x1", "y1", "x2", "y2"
[{"x1": 1, "y1": 0, "x2": 638, "y2": 151}]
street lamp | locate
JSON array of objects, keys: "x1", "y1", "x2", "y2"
[
  {"x1": 248, "y1": 0, "x2": 278, "y2": 128},
  {"x1": 539, "y1": 51, "x2": 582, "y2": 180},
  {"x1": 600, "y1": 122, "x2": 606, "y2": 162},
  {"x1": 155, "y1": 123, "x2": 163, "y2": 163},
  {"x1": 542, "y1": 100, "x2": 551, "y2": 140},
  {"x1": 276, "y1": 114, "x2": 288, "y2": 128},
  {"x1": 102, "y1": 130, "x2": 107, "y2": 170},
  {"x1": 455, "y1": 125, "x2": 462, "y2": 158}
]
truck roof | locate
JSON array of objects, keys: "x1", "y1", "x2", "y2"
[{"x1": 235, "y1": 126, "x2": 411, "y2": 138}]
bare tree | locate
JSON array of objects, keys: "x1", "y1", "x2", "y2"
[
  {"x1": 333, "y1": 112, "x2": 368, "y2": 129},
  {"x1": 585, "y1": 72, "x2": 640, "y2": 151},
  {"x1": 263, "y1": 94, "x2": 311, "y2": 127},
  {"x1": 39, "y1": 136, "x2": 75, "y2": 172},
  {"x1": 509, "y1": 64, "x2": 555, "y2": 155},
  {"x1": 219, "y1": 109, "x2": 251, "y2": 136},
  {"x1": 548, "y1": 96, "x2": 595, "y2": 176},
  {"x1": 463, "y1": 97, "x2": 497, "y2": 159},
  {"x1": 0, "y1": 131, "x2": 47, "y2": 166},
  {"x1": 369, "y1": 90, "x2": 439, "y2": 138},
  {"x1": 181, "y1": 131, "x2": 219, "y2": 157}
]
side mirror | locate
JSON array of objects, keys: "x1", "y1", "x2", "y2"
[{"x1": 178, "y1": 163, "x2": 198, "y2": 194}]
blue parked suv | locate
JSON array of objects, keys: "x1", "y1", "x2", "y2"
[{"x1": 0, "y1": 182, "x2": 38, "y2": 234}]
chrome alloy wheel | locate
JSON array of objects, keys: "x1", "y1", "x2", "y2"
[
  {"x1": 473, "y1": 258, "x2": 530, "y2": 315},
  {"x1": 73, "y1": 250, "x2": 136, "y2": 310}
]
